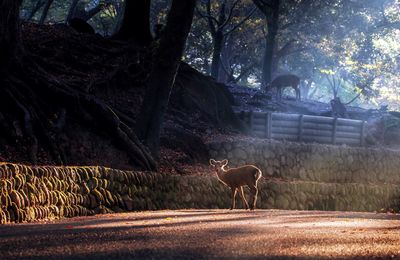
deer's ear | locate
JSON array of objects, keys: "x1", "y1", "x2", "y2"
[
  {"x1": 222, "y1": 159, "x2": 228, "y2": 166},
  {"x1": 209, "y1": 159, "x2": 216, "y2": 165}
]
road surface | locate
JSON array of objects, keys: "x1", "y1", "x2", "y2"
[{"x1": 1, "y1": 209, "x2": 400, "y2": 259}]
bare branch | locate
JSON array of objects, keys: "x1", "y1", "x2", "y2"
[
  {"x1": 195, "y1": 7, "x2": 219, "y2": 25},
  {"x1": 275, "y1": 39, "x2": 296, "y2": 58},
  {"x1": 344, "y1": 92, "x2": 361, "y2": 105},
  {"x1": 219, "y1": 0, "x2": 241, "y2": 29},
  {"x1": 252, "y1": 0, "x2": 273, "y2": 12},
  {"x1": 224, "y1": 7, "x2": 256, "y2": 35},
  {"x1": 205, "y1": 0, "x2": 218, "y2": 36},
  {"x1": 233, "y1": 63, "x2": 256, "y2": 83}
]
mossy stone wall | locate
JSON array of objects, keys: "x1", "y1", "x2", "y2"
[
  {"x1": 1, "y1": 140, "x2": 400, "y2": 224},
  {"x1": 209, "y1": 140, "x2": 400, "y2": 212}
]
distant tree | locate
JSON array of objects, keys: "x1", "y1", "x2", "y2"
[
  {"x1": 114, "y1": 0, "x2": 153, "y2": 46},
  {"x1": 197, "y1": 0, "x2": 255, "y2": 80},
  {"x1": 23, "y1": 0, "x2": 46, "y2": 21},
  {"x1": 218, "y1": 17, "x2": 263, "y2": 84},
  {"x1": 136, "y1": 0, "x2": 197, "y2": 158},
  {"x1": 65, "y1": 0, "x2": 80, "y2": 23},
  {"x1": 71, "y1": 0, "x2": 113, "y2": 22},
  {"x1": 39, "y1": 0, "x2": 54, "y2": 24},
  {"x1": 252, "y1": 0, "x2": 280, "y2": 87}
]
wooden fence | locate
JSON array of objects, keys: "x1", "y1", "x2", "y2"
[{"x1": 239, "y1": 111, "x2": 366, "y2": 146}]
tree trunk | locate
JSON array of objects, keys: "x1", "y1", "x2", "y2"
[
  {"x1": 26, "y1": 0, "x2": 46, "y2": 21},
  {"x1": 39, "y1": 0, "x2": 54, "y2": 24},
  {"x1": 136, "y1": 0, "x2": 196, "y2": 158},
  {"x1": 70, "y1": 1, "x2": 87, "y2": 20},
  {"x1": 301, "y1": 80, "x2": 313, "y2": 100},
  {"x1": 211, "y1": 32, "x2": 224, "y2": 80},
  {"x1": 114, "y1": 0, "x2": 153, "y2": 46},
  {"x1": 66, "y1": 0, "x2": 79, "y2": 23},
  {"x1": 262, "y1": 1, "x2": 280, "y2": 88},
  {"x1": 253, "y1": 0, "x2": 280, "y2": 88},
  {"x1": 0, "y1": 0, "x2": 22, "y2": 69}
]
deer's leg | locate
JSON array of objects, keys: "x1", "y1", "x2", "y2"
[
  {"x1": 230, "y1": 187, "x2": 237, "y2": 210},
  {"x1": 238, "y1": 186, "x2": 249, "y2": 210},
  {"x1": 249, "y1": 185, "x2": 258, "y2": 210}
]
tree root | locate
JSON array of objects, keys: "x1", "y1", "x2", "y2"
[{"x1": 0, "y1": 53, "x2": 156, "y2": 171}]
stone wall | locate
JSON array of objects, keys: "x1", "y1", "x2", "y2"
[
  {"x1": 209, "y1": 140, "x2": 400, "y2": 212},
  {"x1": 1, "y1": 140, "x2": 400, "y2": 223},
  {"x1": 0, "y1": 163, "x2": 233, "y2": 224}
]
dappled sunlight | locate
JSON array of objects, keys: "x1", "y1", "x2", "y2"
[
  {"x1": 1, "y1": 0, "x2": 400, "y2": 258},
  {"x1": 1, "y1": 210, "x2": 400, "y2": 258}
]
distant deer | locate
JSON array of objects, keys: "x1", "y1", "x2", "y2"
[
  {"x1": 209, "y1": 159, "x2": 262, "y2": 210},
  {"x1": 267, "y1": 74, "x2": 301, "y2": 101}
]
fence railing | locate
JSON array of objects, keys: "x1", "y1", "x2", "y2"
[{"x1": 239, "y1": 111, "x2": 366, "y2": 146}]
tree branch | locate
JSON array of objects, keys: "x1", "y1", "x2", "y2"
[
  {"x1": 224, "y1": 7, "x2": 256, "y2": 35},
  {"x1": 198, "y1": 0, "x2": 218, "y2": 36},
  {"x1": 252, "y1": 0, "x2": 272, "y2": 13},
  {"x1": 219, "y1": 0, "x2": 241, "y2": 29}
]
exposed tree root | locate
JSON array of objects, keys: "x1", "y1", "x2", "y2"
[
  {"x1": 0, "y1": 50, "x2": 156, "y2": 171},
  {"x1": 1, "y1": 23, "x2": 243, "y2": 171}
]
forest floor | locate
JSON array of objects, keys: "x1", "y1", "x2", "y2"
[{"x1": 1, "y1": 209, "x2": 400, "y2": 259}]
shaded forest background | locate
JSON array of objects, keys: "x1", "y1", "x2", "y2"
[{"x1": 0, "y1": 0, "x2": 399, "y2": 173}]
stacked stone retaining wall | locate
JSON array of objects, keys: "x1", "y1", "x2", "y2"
[
  {"x1": 209, "y1": 140, "x2": 400, "y2": 212},
  {"x1": 1, "y1": 140, "x2": 400, "y2": 223},
  {"x1": 0, "y1": 163, "x2": 234, "y2": 224}
]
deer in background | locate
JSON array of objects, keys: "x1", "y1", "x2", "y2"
[
  {"x1": 267, "y1": 74, "x2": 301, "y2": 101},
  {"x1": 209, "y1": 159, "x2": 262, "y2": 210}
]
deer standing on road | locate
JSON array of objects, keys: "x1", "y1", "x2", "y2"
[
  {"x1": 267, "y1": 74, "x2": 301, "y2": 101},
  {"x1": 209, "y1": 159, "x2": 262, "y2": 210}
]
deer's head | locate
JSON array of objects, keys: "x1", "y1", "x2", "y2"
[{"x1": 209, "y1": 159, "x2": 228, "y2": 174}]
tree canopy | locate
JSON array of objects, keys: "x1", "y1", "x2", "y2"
[
  {"x1": 20, "y1": 0, "x2": 399, "y2": 108},
  {"x1": 0, "y1": 0, "x2": 398, "y2": 169}
]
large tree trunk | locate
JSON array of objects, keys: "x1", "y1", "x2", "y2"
[
  {"x1": 210, "y1": 32, "x2": 224, "y2": 80},
  {"x1": 65, "y1": 0, "x2": 80, "y2": 23},
  {"x1": 114, "y1": 0, "x2": 153, "y2": 46},
  {"x1": 136, "y1": 0, "x2": 197, "y2": 159},
  {"x1": 26, "y1": 0, "x2": 46, "y2": 21},
  {"x1": 253, "y1": 0, "x2": 280, "y2": 88},
  {"x1": 262, "y1": 1, "x2": 280, "y2": 88},
  {"x1": 39, "y1": 0, "x2": 54, "y2": 24},
  {"x1": 0, "y1": 0, "x2": 22, "y2": 69}
]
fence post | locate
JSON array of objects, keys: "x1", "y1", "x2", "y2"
[
  {"x1": 298, "y1": 114, "x2": 304, "y2": 142},
  {"x1": 332, "y1": 117, "x2": 338, "y2": 145}
]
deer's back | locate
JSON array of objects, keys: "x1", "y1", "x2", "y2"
[
  {"x1": 272, "y1": 74, "x2": 300, "y2": 87},
  {"x1": 220, "y1": 165, "x2": 262, "y2": 187}
]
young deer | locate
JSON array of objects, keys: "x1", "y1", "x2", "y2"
[
  {"x1": 209, "y1": 159, "x2": 262, "y2": 210},
  {"x1": 267, "y1": 74, "x2": 301, "y2": 101}
]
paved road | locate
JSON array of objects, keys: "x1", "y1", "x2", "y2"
[{"x1": 1, "y1": 210, "x2": 400, "y2": 259}]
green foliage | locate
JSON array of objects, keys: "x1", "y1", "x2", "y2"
[{"x1": 20, "y1": 0, "x2": 400, "y2": 108}]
